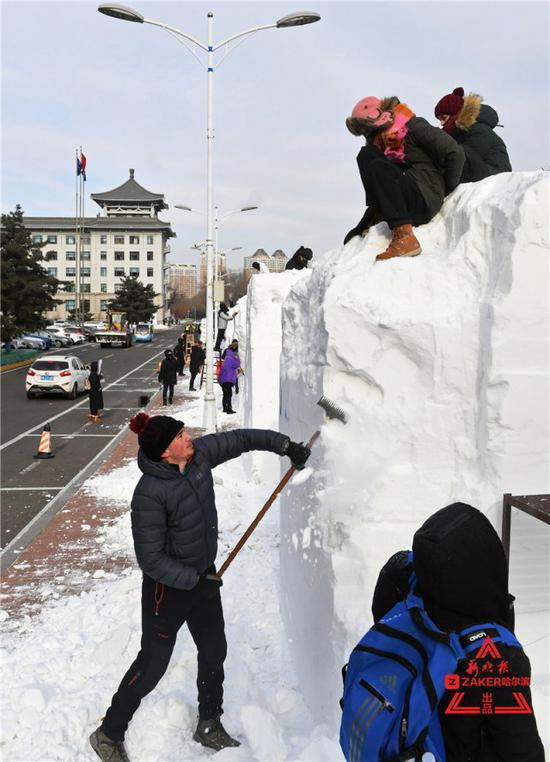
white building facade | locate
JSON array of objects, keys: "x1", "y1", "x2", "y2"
[{"x1": 24, "y1": 169, "x2": 175, "y2": 322}]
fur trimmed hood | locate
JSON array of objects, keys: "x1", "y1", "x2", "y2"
[{"x1": 456, "y1": 94, "x2": 499, "y2": 132}]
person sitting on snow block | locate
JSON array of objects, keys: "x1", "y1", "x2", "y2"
[
  {"x1": 370, "y1": 503, "x2": 544, "y2": 762},
  {"x1": 285, "y1": 246, "x2": 313, "y2": 270},
  {"x1": 90, "y1": 413, "x2": 311, "y2": 762},
  {"x1": 344, "y1": 96, "x2": 465, "y2": 260},
  {"x1": 434, "y1": 87, "x2": 512, "y2": 184}
]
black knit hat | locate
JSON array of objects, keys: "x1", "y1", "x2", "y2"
[{"x1": 129, "y1": 412, "x2": 184, "y2": 461}]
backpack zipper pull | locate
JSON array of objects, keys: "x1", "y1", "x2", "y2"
[{"x1": 400, "y1": 716, "x2": 407, "y2": 739}]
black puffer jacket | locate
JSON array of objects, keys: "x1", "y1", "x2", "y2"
[
  {"x1": 372, "y1": 503, "x2": 545, "y2": 762},
  {"x1": 450, "y1": 95, "x2": 512, "y2": 182},
  {"x1": 158, "y1": 356, "x2": 178, "y2": 385},
  {"x1": 131, "y1": 428, "x2": 289, "y2": 590}
]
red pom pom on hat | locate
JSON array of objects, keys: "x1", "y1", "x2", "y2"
[
  {"x1": 129, "y1": 412, "x2": 150, "y2": 435},
  {"x1": 452, "y1": 87, "x2": 464, "y2": 97}
]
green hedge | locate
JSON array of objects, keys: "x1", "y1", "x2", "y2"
[{"x1": 1, "y1": 349, "x2": 40, "y2": 367}]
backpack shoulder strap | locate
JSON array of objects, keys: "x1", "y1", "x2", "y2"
[{"x1": 457, "y1": 622, "x2": 522, "y2": 656}]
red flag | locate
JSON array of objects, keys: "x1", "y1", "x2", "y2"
[{"x1": 80, "y1": 152, "x2": 87, "y2": 181}]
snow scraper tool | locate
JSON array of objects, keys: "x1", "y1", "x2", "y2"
[{"x1": 217, "y1": 395, "x2": 348, "y2": 577}]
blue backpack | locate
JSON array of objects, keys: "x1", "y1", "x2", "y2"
[{"x1": 339, "y1": 556, "x2": 520, "y2": 762}]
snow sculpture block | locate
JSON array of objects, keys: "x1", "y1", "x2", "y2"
[
  {"x1": 278, "y1": 172, "x2": 549, "y2": 724},
  {"x1": 241, "y1": 271, "x2": 310, "y2": 481}
]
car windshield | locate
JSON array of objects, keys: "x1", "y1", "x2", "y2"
[
  {"x1": 32, "y1": 361, "x2": 69, "y2": 371},
  {"x1": 136, "y1": 325, "x2": 149, "y2": 334}
]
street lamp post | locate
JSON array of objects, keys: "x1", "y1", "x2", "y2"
[
  {"x1": 177, "y1": 204, "x2": 257, "y2": 336},
  {"x1": 98, "y1": 3, "x2": 321, "y2": 432}
]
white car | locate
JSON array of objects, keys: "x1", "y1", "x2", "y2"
[
  {"x1": 46, "y1": 325, "x2": 82, "y2": 345},
  {"x1": 45, "y1": 329, "x2": 71, "y2": 348},
  {"x1": 25, "y1": 355, "x2": 90, "y2": 399}
]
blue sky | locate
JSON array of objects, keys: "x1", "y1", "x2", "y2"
[{"x1": 2, "y1": 1, "x2": 548, "y2": 268}]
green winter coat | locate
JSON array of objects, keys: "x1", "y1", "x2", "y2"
[{"x1": 402, "y1": 117, "x2": 465, "y2": 218}]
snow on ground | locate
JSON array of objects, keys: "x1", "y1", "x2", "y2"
[{"x1": 0, "y1": 391, "x2": 340, "y2": 762}]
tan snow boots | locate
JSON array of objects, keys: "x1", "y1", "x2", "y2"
[{"x1": 376, "y1": 224, "x2": 422, "y2": 261}]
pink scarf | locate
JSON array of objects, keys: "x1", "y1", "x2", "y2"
[{"x1": 374, "y1": 104, "x2": 415, "y2": 163}]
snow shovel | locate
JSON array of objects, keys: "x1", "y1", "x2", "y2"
[{"x1": 217, "y1": 395, "x2": 348, "y2": 578}]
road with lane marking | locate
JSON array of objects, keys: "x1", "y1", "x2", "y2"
[{"x1": 0, "y1": 328, "x2": 184, "y2": 549}]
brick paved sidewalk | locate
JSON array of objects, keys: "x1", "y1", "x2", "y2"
[{"x1": 1, "y1": 395, "x2": 204, "y2": 620}]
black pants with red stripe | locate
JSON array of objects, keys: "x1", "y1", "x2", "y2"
[{"x1": 101, "y1": 573, "x2": 227, "y2": 741}]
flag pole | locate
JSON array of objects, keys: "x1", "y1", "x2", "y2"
[{"x1": 75, "y1": 148, "x2": 80, "y2": 323}]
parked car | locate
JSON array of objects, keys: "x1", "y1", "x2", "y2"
[
  {"x1": 65, "y1": 328, "x2": 86, "y2": 344},
  {"x1": 25, "y1": 332, "x2": 55, "y2": 349},
  {"x1": 46, "y1": 325, "x2": 83, "y2": 345},
  {"x1": 25, "y1": 355, "x2": 90, "y2": 399},
  {"x1": 19, "y1": 334, "x2": 47, "y2": 350},
  {"x1": 44, "y1": 329, "x2": 71, "y2": 348}
]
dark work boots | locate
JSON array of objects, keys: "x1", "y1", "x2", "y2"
[
  {"x1": 193, "y1": 718, "x2": 240, "y2": 751},
  {"x1": 89, "y1": 728, "x2": 130, "y2": 762}
]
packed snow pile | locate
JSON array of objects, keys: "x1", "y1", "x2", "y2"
[
  {"x1": 241, "y1": 272, "x2": 310, "y2": 481},
  {"x1": 274, "y1": 171, "x2": 549, "y2": 725}
]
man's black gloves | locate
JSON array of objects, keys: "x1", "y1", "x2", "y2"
[
  {"x1": 195, "y1": 573, "x2": 223, "y2": 598},
  {"x1": 285, "y1": 441, "x2": 311, "y2": 470}
]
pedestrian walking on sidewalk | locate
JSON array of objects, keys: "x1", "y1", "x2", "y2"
[
  {"x1": 218, "y1": 340, "x2": 242, "y2": 414},
  {"x1": 88, "y1": 360, "x2": 104, "y2": 423},
  {"x1": 173, "y1": 337, "x2": 186, "y2": 377},
  {"x1": 189, "y1": 340, "x2": 205, "y2": 391},
  {"x1": 90, "y1": 413, "x2": 311, "y2": 762},
  {"x1": 158, "y1": 349, "x2": 178, "y2": 405}
]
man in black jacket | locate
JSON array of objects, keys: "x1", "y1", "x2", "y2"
[
  {"x1": 158, "y1": 348, "x2": 178, "y2": 405},
  {"x1": 285, "y1": 246, "x2": 313, "y2": 271},
  {"x1": 173, "y1": 337, "x2": 186, "y2": 377},
  {"x1": 90, "y1": 413, "x2": 311, "y2": 762},
  {"x1": 372, "y1": 503, "x2": 545, "y2": 762},
  {"x1": 188, "y1": 340, "x2": 205, "y2": 391}
]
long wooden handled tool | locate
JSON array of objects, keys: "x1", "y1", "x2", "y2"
[{"x1": 217, "y1": 396, "x2": 347, "y2": 578}]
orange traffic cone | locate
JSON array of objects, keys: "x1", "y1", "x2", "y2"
[{"x1": 34, "y1": 423, "x2": 54, "y2": 459}]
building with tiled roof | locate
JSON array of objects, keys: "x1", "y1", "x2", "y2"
[{"x1": 23, "y1": 169, "x2": 175, "y2": 321}]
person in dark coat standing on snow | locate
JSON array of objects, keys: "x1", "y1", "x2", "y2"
[
  {"x1": 188, "y1": 340, "x2": 206, "y2": 391},
  {"x1": 371, "y1": 503, "x2": 545, "y2": 762},
  {"x1": 173, "y1": 337, "x2": 186, "y2": 377},
  {"x1": 158, "y1": 348, "x2": 178, "y2": 406},
  {"x1": 344, "y1": 96, "x2": 465, "y2": 260},
  {"x1": 434, "y1": 87, "x2": 512, "y2": 183},
  {"x1": 88, "y1": 360, "x2": 104, "y2": 423},
  {"x1": 285, "y1": 246, "x2": 313, "y2": 271},
  {"x1": 89, "y1": 413, "x2": 311, "y2": 762}
]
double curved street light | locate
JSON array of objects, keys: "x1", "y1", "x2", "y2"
[{"x1": 98, "y1": 3, "x2": 321, "y2": 431}]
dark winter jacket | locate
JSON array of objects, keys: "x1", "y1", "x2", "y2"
[
  {"x1": 356, "y1": 117, "x2": 464, "y2": 225},
  {"x1": 286, "y1": 254, "x2": 307, "y2": 271},
  {"x1": 158, "y1": 356, "x2": 178, "y2": 385},
  {"x1": 189, "y1": 344, "x2": 206, "y2": 372},
  {"x1": 449, "y1": 95, "x2": 512, "y2": 183},
  {"x1": 173, "y1": 342, "x2": 186, "y2": 368},
  {"x1": 130, "y1": 429, "x2": 290, "y2": 589},
  {"x1": 400, "y1": 117, "x2": 465, "y2": 218},
  {"x1": 88, "y1": 371, "x2": 103, "y2": 413},
  {"x1": 372, "y1": 503, "x2": 545, "y2": 762}
]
